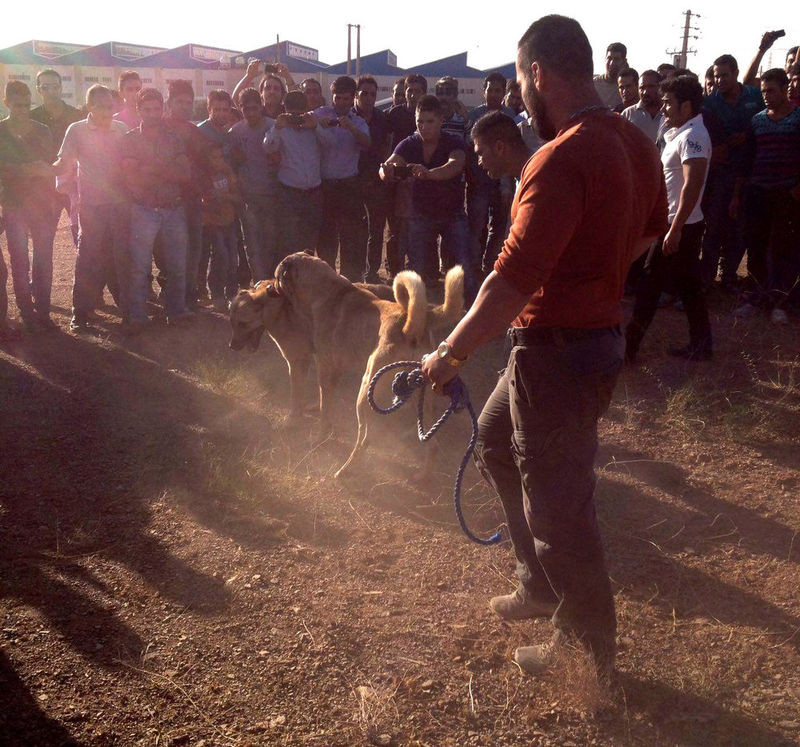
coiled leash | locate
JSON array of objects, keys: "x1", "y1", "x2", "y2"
[{"x1": 367, "y1": 360, "x2": 503, "y2": 546}]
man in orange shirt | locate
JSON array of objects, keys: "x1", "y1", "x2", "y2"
[{"x1": 423, "y1": 14, "x2": 667, "y2": 681}]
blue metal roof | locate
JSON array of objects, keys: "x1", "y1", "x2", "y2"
[
  {"x1": 136, "y1": 44, "x2": 241, "y2": 70},
  {"x1": 0, "y1": 40, "x2": 88, "y2": 65},
  {"x1": 232, "y1": 41, "x2": 329, "y2": 73},
  {"x1": 405, "y1": 52, "x2": 484, "y2": 79},
  {"x1": 55, "y1": 41, "x2": 167, "y2": 67},
  {"x1": 485, "y1": 62, "x2": 516, "y2": 81},
  {"x1": 326, "y1": 49, "x2": 405, "y2": 77}
]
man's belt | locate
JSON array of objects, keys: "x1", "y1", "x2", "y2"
[{"x1": 509, "y1": 325, "x2": 619, "y2": 346}]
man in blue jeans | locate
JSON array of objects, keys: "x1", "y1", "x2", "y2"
[
  {"x1": 381, "y1": 94, "x2": 475, "y2": 302},
  {"x1": 423, "y1": 15, "x2": 667, "y2": 681},
  {"x1": 119, "y1": 88, "x2": 193, "y2": 334}
]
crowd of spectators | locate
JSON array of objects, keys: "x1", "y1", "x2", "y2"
[{"x1": 0, "y1": 30, "x2": 798, "y2": 350}]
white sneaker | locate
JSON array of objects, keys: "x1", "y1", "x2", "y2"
[
  {"x1": 733, "y1": 302, "x2": 758, "y2": 319},
  {"x1": 770, "y1": 308, "x2": 789, "y2": 325}
]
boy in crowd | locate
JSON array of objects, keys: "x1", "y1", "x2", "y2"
[
  {"x1": 119, "y1": 88, "x2": 193, "y2": 333},
  {"x1": 51, "y1": 85, "x2": 130, "y2": 332},
  {"x1": 203, "y1": 143, "x2": 242, "y2": 311},
  {"x1": 0, "y1": 81, "x2": 58, "y2": 331}
]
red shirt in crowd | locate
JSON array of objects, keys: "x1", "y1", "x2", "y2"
[{"x1": 495, "y1": 111, "x2": 668, "y2": 329}]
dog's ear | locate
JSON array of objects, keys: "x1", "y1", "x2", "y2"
[{"x1": 266, "y1": 282, "x2": 281, "y2": 298}]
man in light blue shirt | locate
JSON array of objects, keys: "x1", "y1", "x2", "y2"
[
  {"x1": 264, "y1": 90, "x2": 333, "y2": 256},
  {"x1": 312, "y1": 76, "x2": 371, "y2": 281}
]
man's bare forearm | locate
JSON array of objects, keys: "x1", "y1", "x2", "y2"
[{"x1": 445, "y1": 270, "x2": 532, "y2": 359}]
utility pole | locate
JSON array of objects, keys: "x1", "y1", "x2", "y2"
[
  {"x1": 356, "y1": 25, "x2": 361, "y2": 78},
  {"x1": 666, "y1": 9, "x2": 700, "y2": 69},
  {"x1": 347, "y1": 24, "x2": 352, "y2": 75}
]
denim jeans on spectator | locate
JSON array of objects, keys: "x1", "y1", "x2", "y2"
[
  {"x1": 73, "y1": 202, "x2": 129, "y2": 319},
  {"x1": 242, "y1": 193, "x2": 279, "y2": 281},
  {"x1": 473, "y1": 326, "x2": 623, "y2": 667},
  {"x1": 743, "y1": 185, "x2": 800, "y2": 308},
  {"x1": 467, "y1": 179, "x2": 507, "y2": 275},
  {"x1": 208, "y1": 222, "x2": 239, "y2": 301},
  {"x1": 128, "y1": 204, "x2": 187, "y2": 323},
  {"x1": 3, "y1": 200, "x2": 57, "y2": 319},
  {"x1": 183, "y1": 197, "x2": 203, "y2": 307},
  {"x1": 407, "y1": 209, "x2": 477, "y2": 302},
  {"x1": 318, "y1": 177, "x2": 368, "y2": 281},
  {"x1": 279, "y1": 184, "x2": 322, "y2": 257}
]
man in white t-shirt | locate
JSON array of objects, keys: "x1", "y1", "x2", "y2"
[{"x1": 625, "y1": 74, "x2": 713, "y2": 362}]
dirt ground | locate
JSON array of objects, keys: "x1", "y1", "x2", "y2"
[{"x1": 1, "y1": 219, "x2": 799, "y2": 746}]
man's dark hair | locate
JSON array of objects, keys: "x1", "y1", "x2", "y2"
[
  {"x1": 713, "y1": 54, "x2": 738, "y2": 72},
  {"x1": 118, "y1": 70, "x2": 141, "y2": 91},
  {"x1": 207, "y1": 89, "x2": 233, "y2": 107},
  {"x1": 618, "y1": 67, "x2": 639, "y2": 81},
  {"x1": 239, "y1": 87, "x2": 262, "y2": 106},
  {"x1": 607, "y1": 42, "x2": 627, "y2": 57},
  {"x1": 641, "y1": 69, "x2": 662, "y2": 81},
  {"x1": 260, "y1": 74, "x2": 286, "y2": 96},
  {"x1": 704, "y1": 65, "x2": 714, "y2": 79},
  {"x1": 330, "y1": 76, "x2": 357, "y2": 95},
  {"x1": 301, "y1": 77, "x2": 321, "y2": 91},
  {"x1": 5, "y1": 80, "x2": 31, "y2": 99},
  {"x1": 167, "y1": 79, "x2": 194, "y2": 101},
  {"x1": 404, "y1": 73, "x2": 428, "y2": 93},
  {"x1": 472, "y1": 110, "x2": 525, "y2": 148},
  {"x1": 761, "y1": 67, "x2": 789, "y2": 87},
  {"x1": 436, "y1": 75, "x2": 459, "y2": 90},
  {"x1": 483, "y1": 71, "x2": 507, "y2": 89},
  {"x1": 657, "y1": 63, "x2": 676, "y2": 76},
  {"x1": 788, "y1": 46, "x2": 798, "y2": 58},
  {"x1": 36, "y1": 68, "x2": 62, "y2": 85},
  {"x1": 660, "y1": 74, "x2": 703, "y2": 116},
  {"x1": 789, "y1": 62, "x2": 800, "y2": 77},
  {"x1": 356, "y1": 75, "x2": 378, "y2": 92},
  {"x1": 284, "y1": 90, "x2": 308, "y2": 112},
  {"x1": 416, "y1": 94, "x2": 441, "y2": 116},
  {"x1": 393, "y1": 77, "x2": 405, "y2": 88},
  {"x1": 86, "y1": 84, "x2": 112, "y2": 106},
  {"x1": 136, "y1": 87, "x2": 163, "y2": 107},
  {"x1": 518, "y1": 15, "x2": 593, "y2": 82},
  {"x1": 673, "y1": 68, "x2": 697, "y2": 79},
  {"x1": 505, "y1": 78, "x2": 521, "y2": 93}
]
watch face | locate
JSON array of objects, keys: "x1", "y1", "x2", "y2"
[{"x1": 437, "y1": 341, "x2": 449, "y2": 359}]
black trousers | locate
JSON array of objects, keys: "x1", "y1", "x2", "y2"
[
  {"x1": 626, "y1": 220, "x2": 712, "y2": 356},
  {"x1": 317, "y1": 177, "x2": 367, "y2": 281},
  {"x1": 474, "y1": 326, "x2": 623, "y2": 666}
]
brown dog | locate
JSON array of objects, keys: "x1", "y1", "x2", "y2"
[
  {"x1": 228, "y1": 279, "x2": 395, "y2": 417},
  {"x1": 274, "y1": 252, "x2": 464, "y2": 477}
]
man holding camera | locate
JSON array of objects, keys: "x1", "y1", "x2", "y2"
[{"x1": 381, "y1": 94, "x2": 475, "y2": 301}]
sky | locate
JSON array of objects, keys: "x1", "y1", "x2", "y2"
[{"x1": 1, "y1": 1, "x2": 796, "y2": 76}]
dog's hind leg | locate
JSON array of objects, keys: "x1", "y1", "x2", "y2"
[
  {"x1": 333, "y1": 372, "x2": 372, "y2": 479},
  {"x1": 287, "y1": 355, "x2": 313, "y2": 417}
]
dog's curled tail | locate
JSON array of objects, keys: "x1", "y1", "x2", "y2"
[
  {"x1": 393, "y1": 271, "x2": 428, "y2": 344},
  {"x1": 439, "y1": 265, "x2": 465, "y2": 324}
]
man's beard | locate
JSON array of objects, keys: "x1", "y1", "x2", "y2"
[{"x1": 528, "y1": 87, "x2": 557, "y2": 141}]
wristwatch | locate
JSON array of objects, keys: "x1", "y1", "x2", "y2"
[{"x1": 437, "y1": 340, "x2": 467, "y2": 367}]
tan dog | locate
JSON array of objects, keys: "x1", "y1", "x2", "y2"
[
  {"x1": 274, "y1": 252, "x2": 464, "y2": 477},
  {"x1": 228, "y1": 279, "x2": 395, "y2": 417}
]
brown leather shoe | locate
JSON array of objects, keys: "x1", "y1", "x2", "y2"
[
  {"x1": 489, "y1": 589, "x2": 557, "y2": 621},
  {"x1": 514, "y1": 640, "x2": 556, "y2": 675}
]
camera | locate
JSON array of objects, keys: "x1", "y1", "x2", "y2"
[
  {"x1": 288, "y1": 114, "x2": 305, "y2": 126},
  {"x1": 263, "y1": 62, "x2": 280, "y2": 75},
  {"x1": 393, "y1": 164, "x2": 413, "y2": 179}
]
